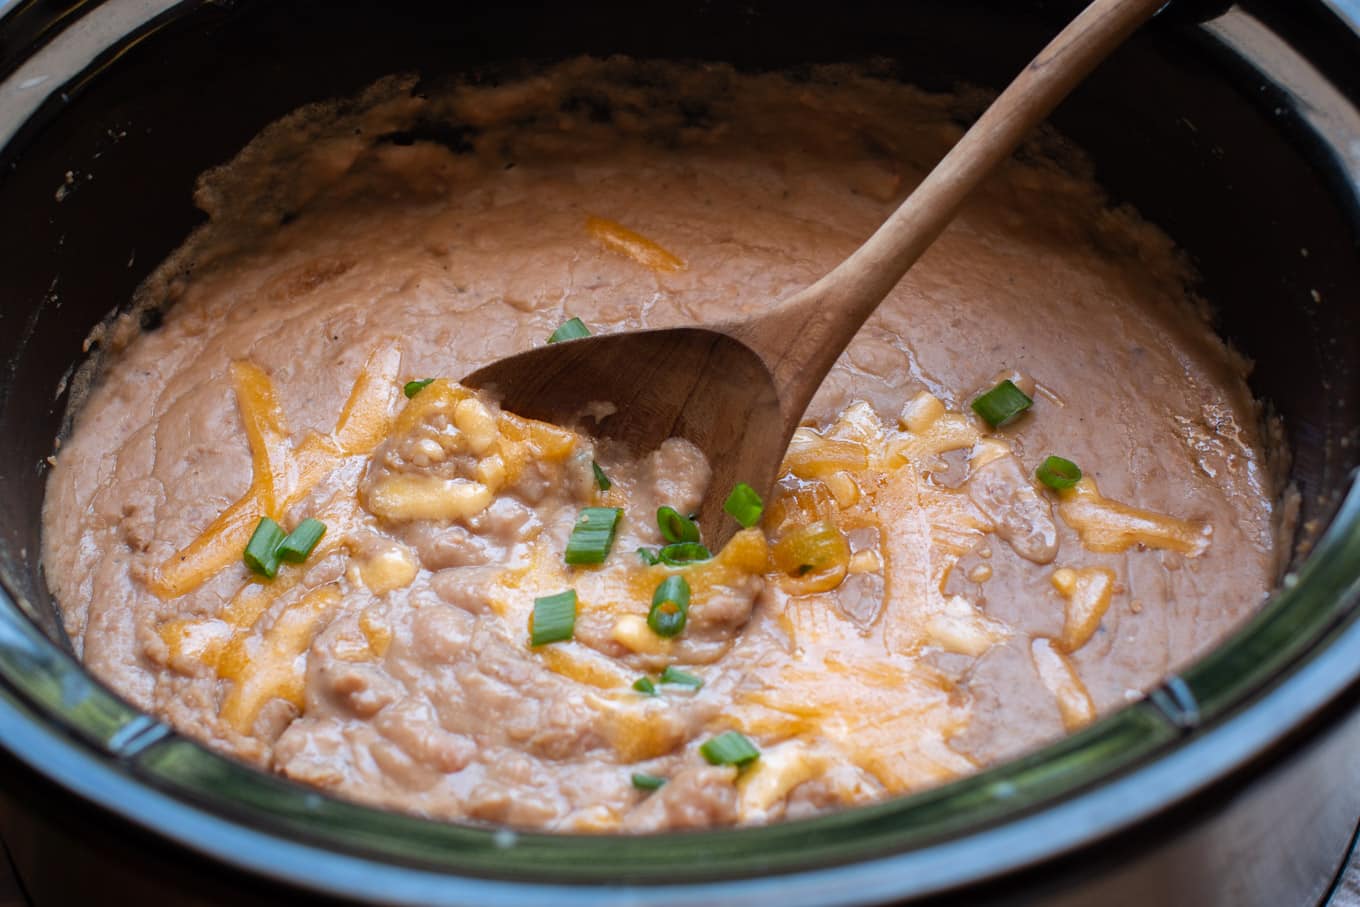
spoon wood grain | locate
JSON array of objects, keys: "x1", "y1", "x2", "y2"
[{"x1": 465, "y1": 0, "x2": 1166, "y2": 545}]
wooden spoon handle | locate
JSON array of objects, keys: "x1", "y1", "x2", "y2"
[{"x1": 737, "y1": 0, "x2": 1167, "y2": 418}]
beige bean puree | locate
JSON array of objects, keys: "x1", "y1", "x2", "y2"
[{"x1": 43, "y1": 59, "x2": 1278, "y2": 831}]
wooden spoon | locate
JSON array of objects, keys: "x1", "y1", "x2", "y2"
[{"x1": 465, "y1": 0, "x2": 1166, "y2": 544}]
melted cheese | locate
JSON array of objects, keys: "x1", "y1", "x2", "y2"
[
  {"x1": 611, "y1": 614, "x2": 674, "y2": 655},
  {"x1": 587, "y1": 692, "x2": 687, "y2": 761},
  {"x1": 741, "y1": 657, "x2": 974, "y2": 792},
  {"x1": 1030, "y1": 637, "x2": 1095, "y2": 731},
  {"x1": 785, "y1": 430, "x2": 869, "y2": 479},
  {"x1": 365, "y1": 475, "x2": 494, "y2": 522},
  {"x1": 219, "y1": 585, "x2": 342, "y2": 732},
  {"x1": 539, "y1": 644, "x2": 632, "y2": 689},
  {"x1": 354, "y1": 545, "x2": 418, "y2": 594},
  {"x1": 737, "y1": 741, "x2": 828, "y2": 822},
  {"x1": 888, "y1": 410, "x2": 980, "y2": 470},
  {"x1": 576, "y1": 528, "x2": 769, "y2": 619},
  {"x1": 1051, "y1": 566, "x2": 1116, "y2": 652},
  {"x1": 585, "y1": 215, "x2": 685, "y2": 273},
  {"x1": 358, "y1": 608, "x2": 393, "y2": 658},
  {"x1": 1058, "y1": 477, "x2": 1211, "y2": 557},
  {"x1": 923, "y1": 595, "x2": 1009, "y2": 657},
  {"x1": 385, "y1": 378, "x2": 577, "y2": 489},
  {"x1": 148, "y1": 345, "x2": 400, "y2": 599},
  {"x1": 332, "y1": 345, "x2": 403, "y2": 454},
  {"x1": 146, "y1": 361, "x2": 287, "y2": 599}
]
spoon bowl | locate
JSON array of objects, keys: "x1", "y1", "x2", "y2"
[{"x1": 464, "y1": 327, "x2": 782, "y2": 543}]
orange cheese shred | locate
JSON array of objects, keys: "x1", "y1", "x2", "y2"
[
  {"x1": 1031, "y1": 637, "x2": 1096, "y2": 731},
  {"x1": 332, "y1": 344, "x2": 402, "y2": 455},
  {"x1": 1051, "y1": 566, "x2": 1116, "y2": 653},
  {"x1": 147, "y1": 345, "x2": 400, "y2": 600},
  {"x1": 585, "y1": 215, "x2": 685, "y2": 273},
  {"x1": 218, "y1": 585, "x2": 343, "y2": 733},
  {"x1": 147, "y1": 361, "x2": 289, "y2": 598},
  {"x1": 1057, "y1": 478, "x2": 1211, "y2": 557}
]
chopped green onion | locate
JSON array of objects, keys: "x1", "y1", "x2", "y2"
[
  {"x1": 648, "y1": 575, "x2": 690, "y2": 638},
  {"x1": 660, "y1": 666, "x2": 703, "y2": 689},
  {"x1": 724, "y1": 482, "x2": 764, "y2": 528},
  {"x1": 633, "y1": 676, "x2": 657, "y2": 695},
  {"x1": 1036, "y1": 455, "x2": 1083, "y2": 490},
  {"x1": 591, "y1": 460, "x2": 612, "y2": 491},
  {"x1": 530, "y1": 590, "x2": 577, "y2": 646},
  {"x1": 631, "y1": 773, "x2": 667, "y2": 791},
  {"x1": 657, "y1": 542, "x2": 712, "y2": 566},
  {"x1": 657, "y1": 506, "x2": 701, "y2": 544},
  {"x1": 641, "y1": 541, "x2": 716, "y2": 568},
  {"x1": 547, "y1": 317, "x2": 590, "y2": 344},
  {"x1": 243, "y1": 517, "x2": 286, "y2": 578},
  {"x1": 699, "y1": 731, "x2": 760, "y2": 767},
  {"x1": 565, "y1": 507, "x2": 622, "y2": 565},
  {"x1": 278, "y1": 518, "x2": 326, "y2": 563},
  {"x1": 403, "y1": 378, "x2": 435, "y2": 398},
  {"x1": 971, "y1": 379, "x2": 1033, "y2": 428}
]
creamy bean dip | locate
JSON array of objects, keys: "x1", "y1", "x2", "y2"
[{"x1": 42, "y1": 59, "x2": 1278, "y2": 831}]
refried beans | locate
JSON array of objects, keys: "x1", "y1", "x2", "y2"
[{"x1": 41, "y1": 58, "x2": 1279, "y2": 831}]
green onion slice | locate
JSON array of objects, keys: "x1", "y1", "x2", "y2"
[
  {"x1": 403, "y1": 378, "x2": 435, "y2": 398},
  {"x1": 699, "y1": 731, "x2": 760, "y2": 767},
  {"x1": 724, "y1": 482, "x2": 764, "y2": 528},
  {"x1": 1036, "y1": 455, "x2": 1082, "y2": 490},
  {"x1": 591, "y1": 460, "x2": 612, "y2": 491},
  {"x1": 278, "y1": 518, "x2": 326, "y2": 563},
  {"x1": 547, "y1": 317, "x2": 591, "y2": 344},
  {"x1": 648, "y1": 575, "x2": 690, "y2": 638},
  {"x1": 657, "y1": 542, "x2": 712, "y2": 566},
  {"x1": 565, "y1": 507, "x2": 622, "y2": 565},
  {"x1": 633, "y1": 676, "x2": 657, "y2": 695},
  {"x1": 659, "y1": 666, "x2": 703, "y2": 689},
  {"x1": 530, "y1": 590, "x2": 577, "y2": 646},
  {"x1": 971, "y1": 379, "x2": 1033, "y2": 428},
  {"x1": 631, "y1": 773, "x2": 667, "y2": 791},
  {"x1": 243, "y1": 516, "x2": 286, "y2": 578},
  {"x1": 637, "y1": 547, "x2": 661, "y2": 566},
  {"x1": 657, "y1": 506, "x2": 701, "y2": 544}
]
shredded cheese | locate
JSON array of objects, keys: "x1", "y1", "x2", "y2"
[
  {"x1": 1058, "y1": 477, "x2": 1211, "y2": 557},
  {"x1": 219, "y1": 585, "x2": 343, "y2": 733},
  {"x1": 1030, "y1": 637, "x2": 1095, "y2": 731},
  {"x1": 1051, "y1": 566, "x2": 1116, "y2": 652},
  {"x1": 585, "y1": 215, "x2": 686, "y2": 273},
  {"x1": 148, "y1": 345, "x2": 400, "y2": 599}
]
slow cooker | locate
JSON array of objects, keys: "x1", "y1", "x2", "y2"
[{"x1": 0, "y1": 1, "x2": 1357, "y2": 904}]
